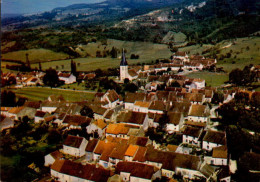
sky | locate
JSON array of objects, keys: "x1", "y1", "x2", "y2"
[{"x1": 1, "y1": 0, "x2": 105, "y2": 15}]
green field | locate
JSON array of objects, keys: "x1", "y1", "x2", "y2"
[
  {"x1": 6, "y1": 87, "x2": 95, "y2": 102},
  {"x1": 27, "y1": 39, "x2": 172, "y2": 71},
  {"x1": 216, "y1": 37, "x2": 260, "y2": 72},
  {"x1": 187, "y1": 71, "x2": 229, "y2": 87},
  {"x1": 1, "y1": 48, "x2": 70, "y2": 63},
  {"x1": 179, "y1": 36, "x2": 260, "y2": 72}
]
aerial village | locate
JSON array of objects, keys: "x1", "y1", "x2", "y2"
[{"x1": 1, "y1": 51, "x2": 260, "y2": 182}]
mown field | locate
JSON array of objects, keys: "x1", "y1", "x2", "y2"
[
  {"x1": 6, "y1": 87, "x2": 95, "y2": 102},
  {"x1": 187, "y1": 71, "x2": 229, "y2": 87}
]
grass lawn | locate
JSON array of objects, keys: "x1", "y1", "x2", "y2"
[
  {"x1": 6, "y1": 87, "x2": 95, "y2": 102},
  {"x1": 187, "y1": 71, "x2": 229, "y2": 87}
]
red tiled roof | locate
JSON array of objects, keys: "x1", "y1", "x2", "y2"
[
  {"x1": 63, "y1": 115, "x2": 91, "y2": 126},
  {"x1": 116, "y1": 162, "x2": 158, "y2": 179},
  {"x1": 85, "y1": 138, "x2": 98, "y2": 152},
  {"x1": 51, "y1": 159, "x2": 111, "y2": 182},
  {"x1": 63, "y1": 135, "x2": 84, "y2": 148}
]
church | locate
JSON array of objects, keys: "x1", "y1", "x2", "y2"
[{"x1": 120, "y1": 49, "x2": 138, "y2": 81}]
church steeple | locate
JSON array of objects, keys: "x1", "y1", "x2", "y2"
[{"x1": 120, "y1": 49, "x2": 128, "y2": 66}]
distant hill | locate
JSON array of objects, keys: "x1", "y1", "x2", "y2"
[{"x1": 1, "y1": 0, "x2": 260, "y2": 52}]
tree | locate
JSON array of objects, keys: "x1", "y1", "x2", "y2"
[
  {"x1": 7, "y1": 91, "x2": 16, "y2": 106},
  {"x1": 171, "y1": 81, "x2": 181, "y2": 87},
  {"x1": 124, "y1": 78, "x2": 130, "y2": 84},
  {"x1": 43, "y1": 68, "x2": 60, "y2": 87},
  {"x1": 1, "y1": 90, "x2": 16, "y2": 107},
  {"x1": 95, "y1": 69, "x2": 104, "y2": 78},
  {"x1": 158, "y1": 111, "x2": 169, "y2": 130},
  {"x1": 229, "y1": 68, "x2": 243, "y2": 85},
  {"x1": 211, "y1": 91, "x2": 224, "y2": 104},
  {"x1": 110, "y1": 47, "x2": 117, "y2": 58},
  {"x1": 71, "y1": 59, "x2": 77, "y2": 76},
  {"x1": 124, "y1": 83, "x2": 138, "y2": 93},
  {"x1": 80, "y1": 106, "x2": 94, "y2": 118},
  {"x1": 47, "y1": 129, "x2": 62, "y2": 144},
  {"x1": 39, "y1": 62, "x2": 42, "y2": 71},
  {"x1": 96, "y1": 50, "x2": 102, "y2": 58}
]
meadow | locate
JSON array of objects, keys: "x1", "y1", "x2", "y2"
[
  {"x1": 187, "y1": 71, "x2": 229, "y2": 87},
  {"x1": 27, "y1": 39, "x2": 172, "y2": 71},
  {"x1": 179, "y1": 36, "x2": 260, "y2": 72},
  {"x1": 6, "y1": 87, "x2": 95, "y2": 102},
  {"x1": 1, "y1": 48, "x2": 70, "y2": 64}
]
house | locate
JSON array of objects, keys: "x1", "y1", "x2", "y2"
[
  {"x1": 115, "y1": 161, "x2": 161, "y2": 182},
  {"x1": 54, "y1": 103, "x2": 82, "y2": 115},
  {"x1": 23, "y1": 101, "x2": 41, "y2": 109},
  {"x1": 173, "y1": 52, "x2": 189, "y2": 62},
  {"x1": 101, "y1": 89, "x2": 121, "y2": 109},
  {"x1": 93, "y1": 140, "x2": 116, "y2": 163},
  {"x1": 182, "y1": 126, "x2": 204, "y2": 147},
  {"x1": 193, "y1": 79, "x2": 205, "y2": 90},
  {"x1": 186, "y1": 93, "x2": 205, "y2": 105},
  {"x1": 44, "y1": 150, "x2": 64, "y2": 167},
  {"x1": 124, "y1": 145, "x2": 139, "y2": 161},
  {"x1": 148, "y1": 101, "x2": 166, "y2": 114},
  {"x1": 48, "y1": 95, "x2": 65, "y2": 102},
  {"x1": 62, "y1": 115, "x2": 91, "y2": 129},
  {"x1": 124, "y1": 92, "x2": 146, "y2": 110},
  {"x1": 105, "y1": 123, "x2": 139, "y2": 139},
  {"x1": 1, "y1": 107, "x2": 12, "y2": 116},
  {"x1": 145, "y1": 148, "x2": 207, "y2": 180},
  {"x1": 7, "y1": 106, "x2": 36, "y2": 120},
  {"x1": 51, "y1": 159, "x2": 111, "y2": 182},
  {"x1": 41, "y1": 101, "x2": 62, "y2": 113},
  {"x1": 58, "y1": 73, "x2": 76, "y2": 84},
  {"x1": 87, "y1": 119, "x2": 107, "y2": 137},
  {"x1": 216, "y1": 166, "x2": 231, "y2": 182},
  {"x1": 166, "y1": 144, "x2": 178, "y2": 152},
  {"x1": 103, "y1": 109, "x2": 115, "y2": 122},
  {"x1": 108, "y1": 141, "x2": 129, "y2": 167},
  {"x1": 133, "y1": 101, "x2": 150, "y2": 113},
  {"x1": 63, "y1": 135, "x2": 88, "y2": 157},
  {"x1": 211, "y1": 145, "x2": 228, "y2": 166},
  {"x1": 132, "y1": 146, "x2": 148, "y2": 163},
  {"x1": 0, "y1": 115, "x2": 14, "y2": 131},
  {"x1": 117, "y1": 111, "x2": 149, "y2": 130},
  {"x1": 85, "y1": 138, "x2": 99, "y2": 162},
  {"x1": 92, "y1": 106, "x2": 107, "y2": 120},
  {"x1": 166, "y1": 112, "x2": 184, "y2": 133},
  {"x1": 34, "y1": 110, "x2": 48, "y2": 123},
  {"x1": 188, "y1": 104, "x2": 210, "y2": 123},
  {"x1": 148, "y1": 112, "x2": 164, "y2": 128},
  {"x1": 23, "y1": 76, "x2": 41, "y2": 86},
  {"x1": 204, "y1": 89, "x2": 214, "y2": 102},
  {"x1": 202, "y1": 130, "x2": 226, "y2": 151}
]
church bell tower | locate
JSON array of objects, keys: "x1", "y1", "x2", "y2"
[{"x1": 120, "y1": 49, "x2": 128, "y2": 81}]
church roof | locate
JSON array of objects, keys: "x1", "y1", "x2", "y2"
[{"x1": 120, "y1": 49, "x2": 128, "y2": 66}]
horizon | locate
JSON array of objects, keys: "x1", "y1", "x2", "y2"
[{"x1": 1, "y1": 0, "x2": 105, "y2": 15}]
